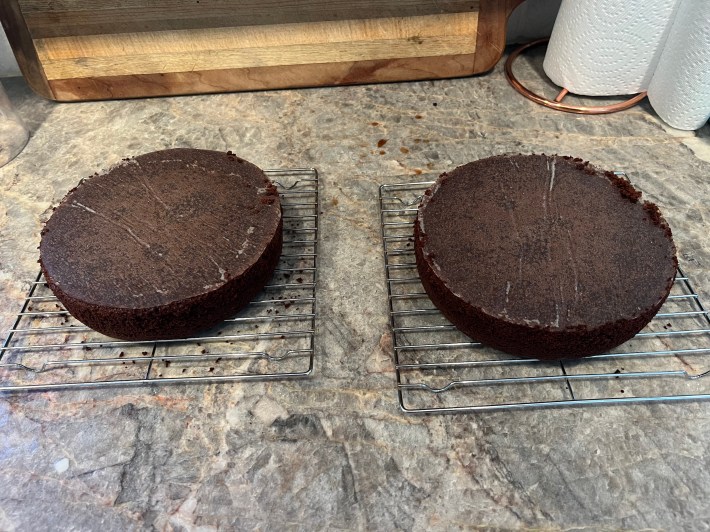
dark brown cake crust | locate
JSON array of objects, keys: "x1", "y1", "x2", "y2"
[
  {"x1": 39, "y1": 148, "x2": 282, "y2": 340},
  {"x1": 415, "y1": 154, "x2": 678, "y2": 360}
]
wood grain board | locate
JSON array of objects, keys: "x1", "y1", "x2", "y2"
[
  {"x1": 18, "y1": 0, "x2": 486, "y2": 37},
  {"x1": 1, "y1": 0, "x2": 524, "y2": 101}
]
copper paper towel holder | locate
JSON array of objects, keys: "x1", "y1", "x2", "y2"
[{"x1": 505, "y1": 39, "x2": 647, "y2": 115}]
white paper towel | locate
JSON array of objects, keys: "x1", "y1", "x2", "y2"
[
  {"x1": 542, "y1": 0, "x2": 709, "y2": 130},
  {"x1": 543, "y1": 0, "x2": 680, "y2": 95},
  {"x1": 647, "y1": 0, "x2": 710, "y2": 130}
]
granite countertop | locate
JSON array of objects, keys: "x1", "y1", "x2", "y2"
[{"x1": 1, "y1": 50, "x2": 710, "y2": 530}]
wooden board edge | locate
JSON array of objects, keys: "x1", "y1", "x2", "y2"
[
  {"x1": 46, "y1": 54, "x2": 479, "y2": 101},
  {"x1": 0, "y1": 1, "x2": 54, "y2": 99},
  {"x1": 22, "y1": 1, "x2": 483, "y2": 39},
  {"x1": 473, "y1": 0, "x2": 525, "y2": 74}
]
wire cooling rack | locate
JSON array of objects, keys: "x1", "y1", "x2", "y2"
[
  {"x1": 0, "y1": 169, "x2": 319, "y2": 393},
  {"x1": 380, "y1": 179, "x2": 710, "y2": 413}
]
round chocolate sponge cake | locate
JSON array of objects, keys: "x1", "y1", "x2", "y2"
[
  {"x1": 414, "y1": 154, "x2": 677, "y2": 360},
  {"x1": 39, "y1": 148, "x2": 282, "y2": 341}
]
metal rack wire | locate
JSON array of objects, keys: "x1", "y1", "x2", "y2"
[
  {"x1": 380, "y1": 178, "x2": 710, "y2": 413},
  {"x1": 0, "y1": 168, "x2": 319, "y2": 393}
]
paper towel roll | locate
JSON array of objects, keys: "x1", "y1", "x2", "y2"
[
  {"x1": 543, "y1": 0, "x2": 680, "y2": 96},
  {"x1": 647, "y1": 0, "x2": 710, "y2": 130}
]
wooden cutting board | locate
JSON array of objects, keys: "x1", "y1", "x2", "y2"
[{"x1": 1, "y1": 0, "x2": 523, "y2": 101}]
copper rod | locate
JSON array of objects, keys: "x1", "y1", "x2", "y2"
[
  {"x1": 554, "y1": 88, "x2": 569, "y2": 102},
  {"x1": 505, "y1": 39, "x2": 647, "y2": 115}
]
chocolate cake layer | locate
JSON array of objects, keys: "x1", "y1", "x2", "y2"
[
  {"x1": 414, "y1": 154, "x2": 677, "y2": 360},
  {"x1": 39, "y1": 148, "x2": 282, "y2": 340}
]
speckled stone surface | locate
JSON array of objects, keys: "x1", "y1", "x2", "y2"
[{"x1": 1, "y1": 48, "x2": 710, "y2": 530}]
